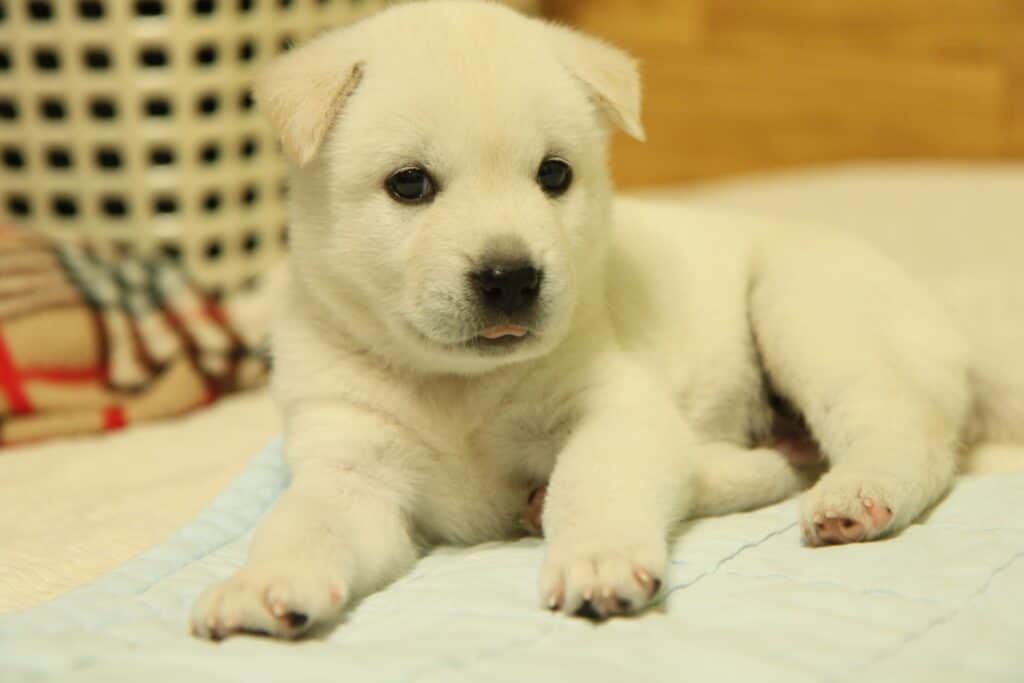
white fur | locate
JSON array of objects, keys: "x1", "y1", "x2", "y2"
[{"x1": 192, "y1": 1, "x2": 1023, "y2": 638}]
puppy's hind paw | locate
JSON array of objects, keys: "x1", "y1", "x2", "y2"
[
  {"x1": 800, "y1": 471, "x2": 897, "y2": 546},
  {"x1": 806, "y1": 498, "x2": 893, "y2": 544}
]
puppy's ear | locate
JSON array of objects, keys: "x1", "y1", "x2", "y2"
[
  {"x1": 548, "y1": 25, "x2": 645, "y2": 142},
  {"x1": 254, "y1": 33, "x2": 364, "y2": 167}
]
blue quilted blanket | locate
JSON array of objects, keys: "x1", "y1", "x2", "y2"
[{"x1": 2, "y1": 439, "x2": 1022, "y2": 682}]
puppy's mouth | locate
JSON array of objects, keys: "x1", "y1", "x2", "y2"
[
  {"x1": 404, "y1": 320, "x2": 536, "y2": 355},
  {"x1": 479, "y1": 324, "x2": 528, "y2": 341},
  {"x1": 468, "y1": 324, "x2": 532, "y2": 349}
]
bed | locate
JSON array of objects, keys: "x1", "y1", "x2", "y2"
[{"x1": 2, "y1": 162, "x2": 1023, "y2": 681}]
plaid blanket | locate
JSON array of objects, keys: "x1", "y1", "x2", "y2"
[{"x1": 0, "y1": 227, "x2": 269, "y2": 446}]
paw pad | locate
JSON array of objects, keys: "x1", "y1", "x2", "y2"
[
  {"x1": 808, "y1": 497, "x2": 893, "y2": 545},
  {"x1": 574, "y1": 600, "x2": 602, "y2": 621}
]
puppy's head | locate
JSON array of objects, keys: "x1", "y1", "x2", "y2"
[{"x1": 258, "y1": 1, "x2": 643, "y2": 375}]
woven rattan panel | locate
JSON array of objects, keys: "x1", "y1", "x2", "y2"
[{"x1": 0, "y1": 0, "x2": 391, "y2": 293}]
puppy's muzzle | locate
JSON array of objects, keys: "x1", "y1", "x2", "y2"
[{"x1": 471, "y1": 262, "x2": 542, "y2": 316}]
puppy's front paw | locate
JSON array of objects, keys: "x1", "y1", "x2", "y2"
[
  {"x1": 540, "y1": 540, "x2": 665, "y2": 621},
  {"x1": 800, "y1": 469, "x2": 897, "y2": 546},
  {"x1": 190, "y1": 564, "x2": 347, "y2": 640}
]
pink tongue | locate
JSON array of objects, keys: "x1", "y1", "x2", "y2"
[{"x1": 480, "y1": 325, "x2": 527, "y2": 340}]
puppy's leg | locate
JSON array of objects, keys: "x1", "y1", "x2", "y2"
[
  {"x1": 191, "y1": 405, "x2": 421, "y2": 640},
  {"x1": 750, "y1": 227, "x2": 972, "y2": 545},
  {"x1": 539, "y1": 359, "x2": 697, "y2": 620},
  {"x1": 689, "y1": 443, "x2": 816, "y2": 518},
  {"x1": 528, "y1": 444, "x2": 811, "y2": 534}
]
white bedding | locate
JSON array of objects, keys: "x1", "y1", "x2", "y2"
[
  {"x1": 3, "y1": 162, "x2": 1024, "y2": 680},
  {"x1": 3, "y1": 438, "x2": 1023, "y2": 682},
  {"x1": 0, "y1": 390, "x2": 280, "y2": 611}
]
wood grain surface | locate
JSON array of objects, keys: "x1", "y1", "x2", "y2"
[{"x1": 544, "y1": 0, "x2": 1024, "y2": 187}]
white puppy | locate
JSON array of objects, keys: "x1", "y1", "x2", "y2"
[{"x1": 192, "y1": 1, "x2": 1024, "y2": 638}]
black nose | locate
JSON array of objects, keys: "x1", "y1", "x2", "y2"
[{"x1": 472, "y1": 264, "x2": 542, "y2": 315}]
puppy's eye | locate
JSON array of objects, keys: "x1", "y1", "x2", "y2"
[
  {"x1": 387, "y1": 167, "x2": 436, "y2": 204},
  {"x1": 536, "y1": 157, "x2": 572, "y2": 197}
]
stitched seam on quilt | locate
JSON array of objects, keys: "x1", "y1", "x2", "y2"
[
  {"x1": 714, "y1": 570, "x2": 948, "y2": 605},
  {"x1": 834, "y1": 548, "x2": 1024, "y2": 681},
  {"x1": 399, "y1": 523, "x2": 799, "y2": 682},
  {"x1": 664, "y1": 521, "x2": 797, "y2": 595}
]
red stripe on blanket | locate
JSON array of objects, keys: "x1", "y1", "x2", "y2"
[
  {"x1": 0, "y1": 331, "x2": 32, "y2": 414},
  {"x1": 203, "y1": 303, "x2": 227, "y2": 324},
  {"x1": 103, "y1": 405, "x2": 127, "y2": 431}
]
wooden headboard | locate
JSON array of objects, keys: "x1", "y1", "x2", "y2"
[{"x1": 545, "y1": 0, "x2": 1024, "y2": 187}]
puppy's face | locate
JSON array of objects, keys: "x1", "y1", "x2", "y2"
[{"x1": 259, "y1": 2, "x2": 643, "y2": 375}]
